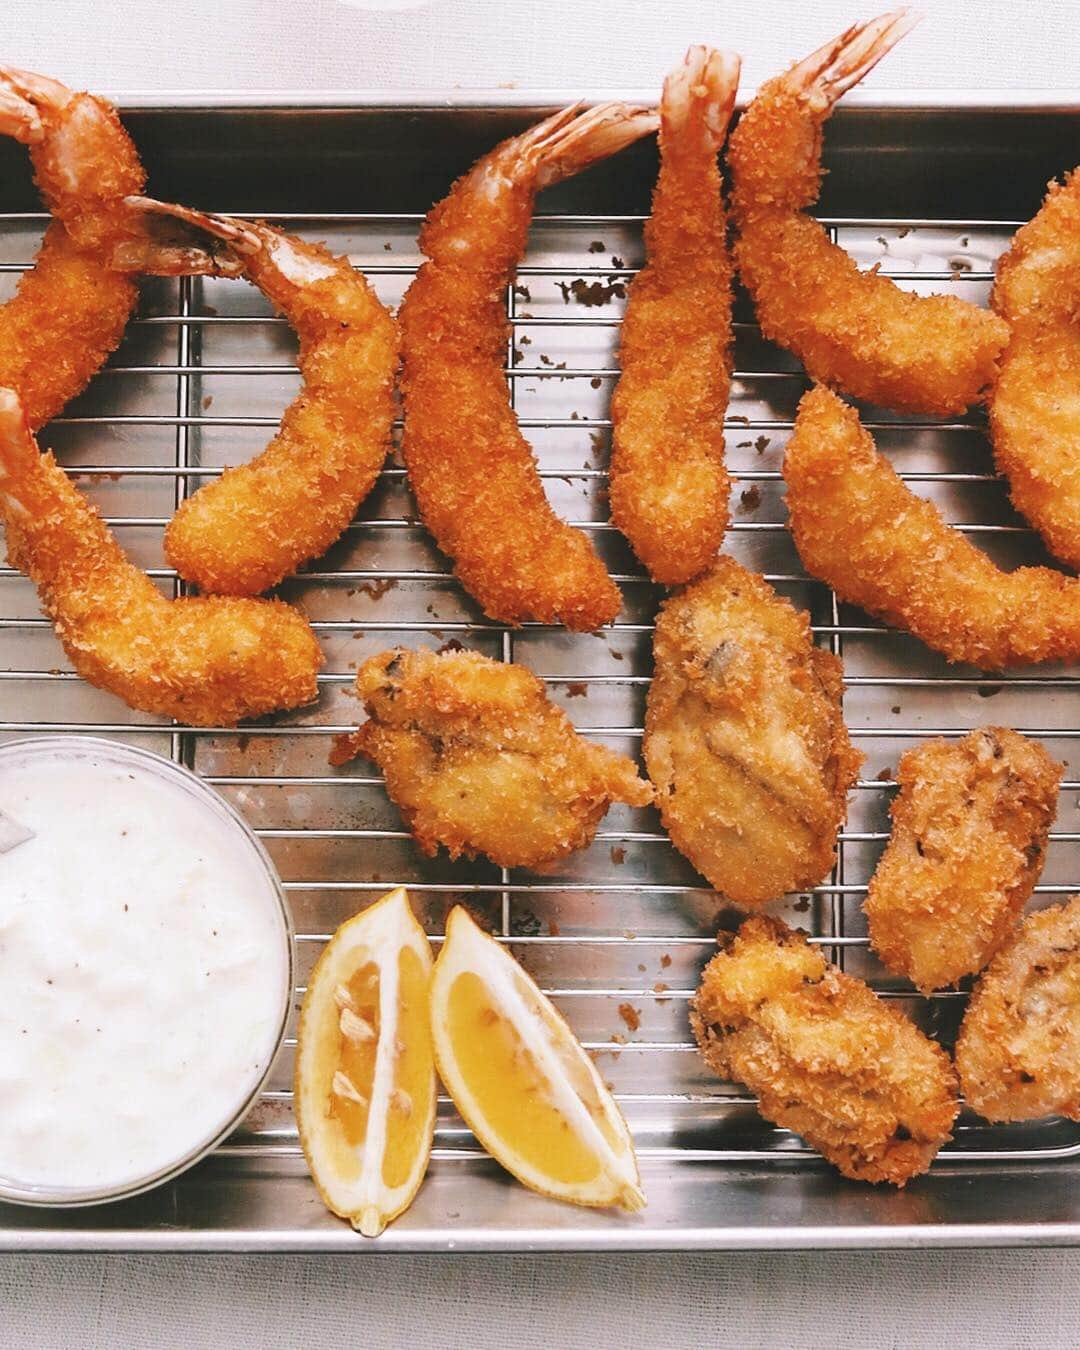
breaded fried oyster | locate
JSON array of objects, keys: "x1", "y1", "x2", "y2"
[
  {"x1": 643, "y1": 556, "x2": 862, "y2": 905},
  {"x1": 955, "y1": 896, "x2": 1080, "y2": 1123},
  {"x1": 333, "y1": 647, "x2": 653, "y2": 870},
  {"x1": 691, "y1": 916, "x2": 959, "y2": 1186},
  {"x1": 865, "y1": 728, "x2": 1062, "y2": 993}
]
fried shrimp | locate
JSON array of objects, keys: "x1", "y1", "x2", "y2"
[
  {"x1": 0, "y1": 388, "x2": 321, "y2": 725},
  {"x1": 643, "y1": 556, "x2": 862, "y2": 905},
  {"x1": 784, "y1": 387, "x2": 1080, "y2": 668},
  {"x1": 123, "y1": 199, "x2": 399, "y2": 597},
  {"x1": 400, "y1": 102, "x2": 658, "y2": 631},
  {"x1": 990, "y1": 169, "x2": 1080, "y2": 570},
  {"x1": 865, "y1": 728, "x2": 1062, "y2": 994},
  {"x1": 331, "y1": 646, "x2": 653, "y2": 870},
  {"x1": 690, "y1": 916, "x2": 959, "y2": 1185},
  {"x1": 955, "y1": 896, "x2": 1080, "y2": 1123},
  {"x1": 0, "y1": 67, "x2": 147, "y2": 429},
  {"x1": 608, "y1": 47, "x2": 740, "y2": 584},
  {"x1": 728, "y1": 12, "x2": 1008, "y2": 415}
]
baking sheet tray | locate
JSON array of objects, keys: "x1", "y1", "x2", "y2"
[{"x1": 0, "y1": 100, "x2": 1078, "y2": 1250}]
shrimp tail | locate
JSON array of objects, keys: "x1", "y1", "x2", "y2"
[
  {"x1": 661, "y1": 46, "x2": 741, "y2": 150},
  {"x1": 782, "y1": 8, "x2": 921, "y2": 110},
  {"x1": 532, "y1": 101, "x2": 659, "y2": 189},
  {"x1": 112, "y1": 195, "x2": 257, "y2": 278}
]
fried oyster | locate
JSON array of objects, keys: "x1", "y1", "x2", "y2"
[
  {"x1": 865, "y1": 728, "x2": 1062, "y2": 993},
  {"x1": 643, "y1": 556, "x2": 862, "y2": 905},
  {"x1": 690, "y1": 915, "x2": 959, "y2": 1186},
  {"x1": 955, "y1": 896, "x2": 1080, "y2": 1123},
  {"x1": 333, "y1": 646, "x2": 653, "y2": 870}
]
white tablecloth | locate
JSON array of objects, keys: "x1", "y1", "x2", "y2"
[{"x1": 1, "y1": 2, "x2": 1078, "y2": 1345}]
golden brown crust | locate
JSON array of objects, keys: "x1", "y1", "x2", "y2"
[
  {"x1": 990, "y1": 168, "x2": 1080, "y2": 571},
  {"x1": 0, "y1": 87, "x2": 145, "y2": 428},
  {"x1": 609, "y1": 48, "x2": 736, "y2": 584},
  {"x1": 784, "y1": 386, "x2": 1080, "y2": 668},
  {"x1": 865, "y1": 728, "x2": 1062, "y2": 993},
  {"x1": 643, "y1": 555, "x2": 862, "y2": 905},
  {"x1": 728, "y1": 47, "x2": 1006, "y2": 415},
  {"x1": 164, "y1": 229, "x2": 399, "y2": 596},
  {"x1": 0, "y1": 403, "x2": 321, "y2": 725},
  {"x1": 690, "y1": 915, "x2": 959, "y2": 1185},
  {"x1": 399, "y1": 108, "x2": 657, "y2": 630},
  {"x1": 338, "y1": 647, "x2": 653, "y2": 869},
  {"x1": 955, "y1": 896, "x2": 1080, "y2": 1122}
]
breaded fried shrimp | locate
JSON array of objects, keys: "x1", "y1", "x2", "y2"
[
  {"x1": 955, "y1": 896, "x2": 1080, "y2": 1123},
  {"x1": 0, "y1": 388, "x2": 321, "y2": 725},
  {"x1": 401, "y1": 103, "x2": 658, "y2": 631},
  {"x1": 124, "y1": 199, "x2": 399, "y2": 597},
  {"x1": 785, "y1": 387, "x2": 1080, "y2": 668},
  {"x1": 865, "y1": 728, "x2": 1062, "y2": 993},
  {"x1": 990, "y1": 169, "x2": 1080, "y2": 570},
  {"x1": 332, "y1": 646, "x2": 653, "y2": 869},
  {"x1": 609, "y1": 48, "x2": 739, "y2": 584},
  {"x1": 728, "y1": 13, "x2": 1008, "y2": 415},
  {"x1": 643, "y1": 556, "x2": 862, "y2": 905},
  {"x1": 0, "y1": 67, "x2": 145, "y2": 428},
  {"x1": 690, "y1": 916, "x2": 959, "y2": 1185}
]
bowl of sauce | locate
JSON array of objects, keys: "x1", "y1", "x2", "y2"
[{"x1": 0, "y1": 736, "x2": 293, "y2": 1206}]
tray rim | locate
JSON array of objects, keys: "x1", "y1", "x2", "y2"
[
  {"x1": 1, "y1": 94, "x2": 1078, "y2": 1254},
  {"x1": 101, "y1": 89, "x2": 1080, "y2": 113}
]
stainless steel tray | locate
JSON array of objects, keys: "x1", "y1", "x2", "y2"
[{"x1": 0, "y1": 100, "x2": 1078, "y2": 1251}]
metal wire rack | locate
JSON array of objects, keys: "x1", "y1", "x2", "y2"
[{"x1": 1, "y1": 205, "x2": 1078, "y2": 1173}]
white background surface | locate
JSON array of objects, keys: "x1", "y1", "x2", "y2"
[{"x1": 1, "y1": 1, "x2": 1079, "y2": 1345}]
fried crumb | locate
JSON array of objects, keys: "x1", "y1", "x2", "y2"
[
  {"x1": 558, "y1": 277, "x2": 626, "y2": 307},
  {"x1": 660, "y1": 953, "x2": 672, "y2": 969},
  {"x1": 565, "y1": 681, "x2": 588, "y2": 698},
  {"x1": 357, "y1": 578, "x2": 397, "y2": 602},
  {"x1": 739, "y1": 485, "x2": 762, "y2": 511},
  {"x1": 610, "y1": 845, "x2": 626, "y2": 865},
  {"x1": 617, "y1": 1002, "x2": 641, "y2": 1032}
]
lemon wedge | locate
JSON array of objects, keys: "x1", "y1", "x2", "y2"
[
  {"x1": 430, "y1": 906, "x2": 645, "y2": 1212},
  {"x1": 294, "y1": 887, "x2": 435, "y2": 1237}
]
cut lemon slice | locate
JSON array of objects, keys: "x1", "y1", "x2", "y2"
[
  {"x1": 295, "y1": 887, "x2": 435, "y2": 1237},
  {"x1": 430, "y1": 906, "x2": 644, "y2": 1211}
]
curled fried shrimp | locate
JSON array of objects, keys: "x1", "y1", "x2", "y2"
[
  {"x1": 990, "y1": 169, "x2": 1080, "y2": 571},
  {"x1": 609, "y1": 47, "x2": 740, "y2": 584},
  {"x1": 729, "y1": 12, "x2": 1008, "y2": 415},
  {"x1": 401, "y1": 102, "x2": 658, "y2": 630},
  {"x1": 122, "y1": 199, "x2": 399, "y2": 597},
  {"x1": 0, "y1": 67, "x2": 146, "y2": 429},
  {"x1": 784, "y1": 386, "x2": 1080, "y2": 668},
  {"x1": 0, "y1": 388, "x2": 321, "y2": 725}
]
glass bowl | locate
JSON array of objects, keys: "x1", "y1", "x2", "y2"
[{"x1": 0, "y1": 735, "x2": 294, "y2": 1207}]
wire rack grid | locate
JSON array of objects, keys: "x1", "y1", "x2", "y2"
[{"x1": 0, "y1": 205, "x2": 1078, "y2": 1170}]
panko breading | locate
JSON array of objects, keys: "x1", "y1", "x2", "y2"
[
  {"x1": 609, "y1": 47, "x2": 739, "y2": 584},
  {"x1": 785, "y1": 386, "x2": 1080, "y2": 668},
  {"x1": 0, "y1": 388, "x2": 321, "y2": 725},
  {"x1": 690, "y1": 915, "x2": 959, "y2": 1186},
  {"x1": 728, "y1": 13, "x2": 1007, "y2": 416},
  {"x1": 332, "y1": 647, "x2": 653, "y2": 869},
  {"x1": 124, "y1": 201, "x2": 399, "y2": 597},
  {"x1": 400, "y1": 103, "x2": 657, "y2": 631},
  {"x1": 955, "y1": 896, "x2": 1080, "y2": 1122},
  {"x1": 865, "y1": 728, "x2": 1062, "y2": 994},
  {"x1": 643, "y1": 556, "x2": 862, "y2": 906},
  {"x1": 990, "y1": 168, "x2": 1080, "y2": 571},
  {"x1": 0, "y1": 67, "x2": 144, "y2": 429}
]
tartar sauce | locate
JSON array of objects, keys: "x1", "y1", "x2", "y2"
[{"x1": 0, "y1": 741, "x2": 289, "y2": 1198}]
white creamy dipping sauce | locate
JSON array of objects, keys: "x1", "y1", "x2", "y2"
[{"x1": 0, "y1": 742, "x2": 290, "y2": 1198}]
